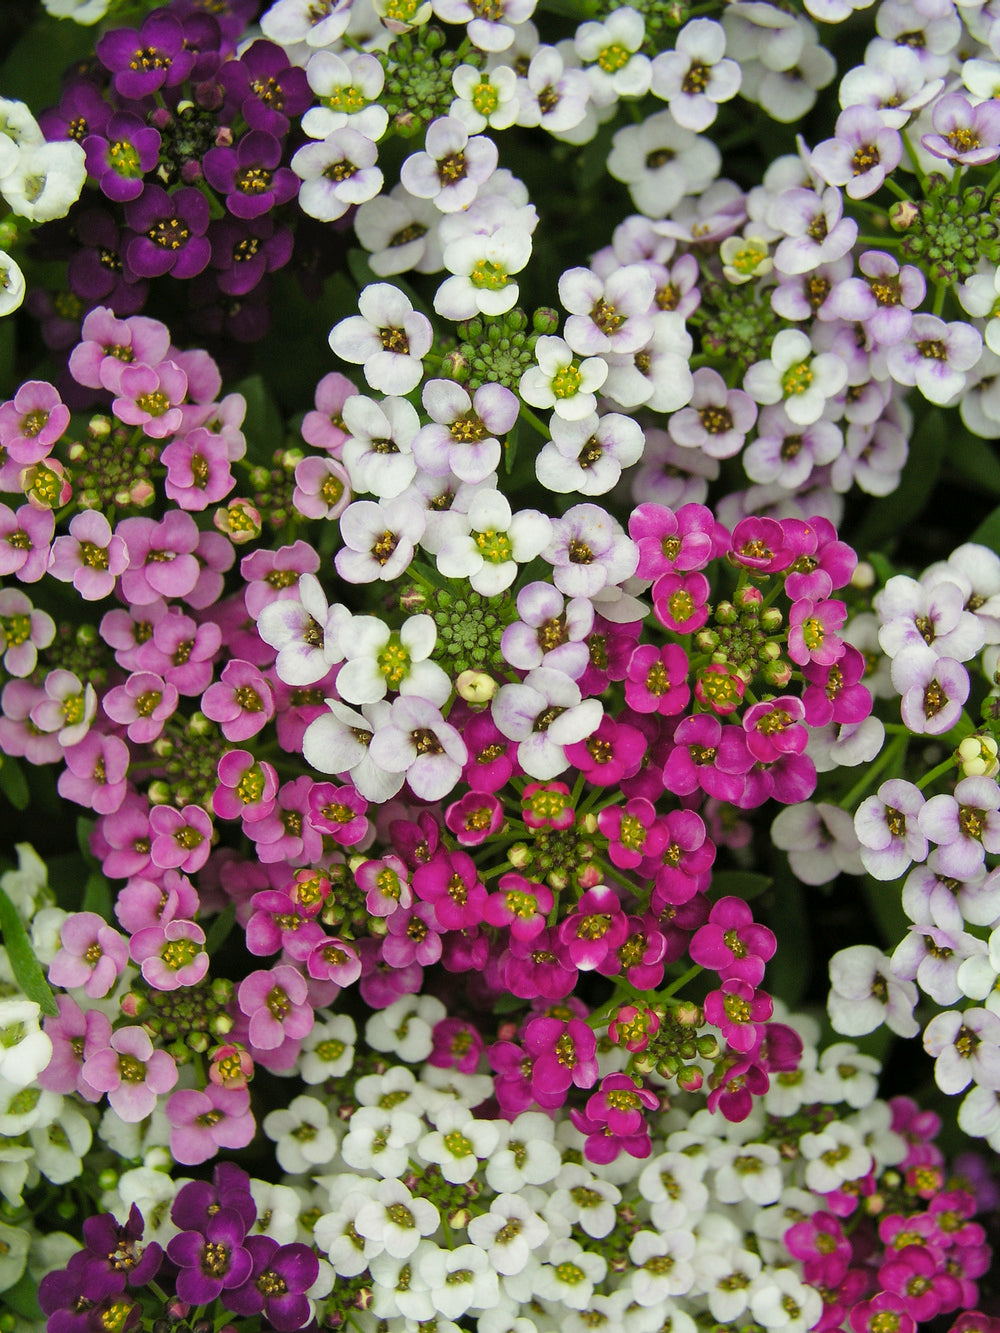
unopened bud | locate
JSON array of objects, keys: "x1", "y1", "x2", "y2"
[
  {"x1": 456, "y1": 669, "x2": 497, "y2": 704},
  {"x1": 851, "y1": 560, "x2": 876, "y2": 590},
  {"x1": 889, "y1": 200, "x2": 920, "y2": 231},
  {"x1": 760, "y1": 607, "x2": 782, "y2": 633}
]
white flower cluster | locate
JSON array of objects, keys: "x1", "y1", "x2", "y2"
[
  {"x1": 0, "y1": 97, "x2": 86, "y2": 317},
  {"x1": 89, "y1": 993, "x2": 908, "y2": 1333}
]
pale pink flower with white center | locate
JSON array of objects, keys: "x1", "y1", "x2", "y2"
[
  {"x1": 293, "y1": 456, "x2": 351, "y2": 521},
  {"x1": 520, "y1": 335, "x2": 608, "y2": 421},
  {"x1": 559, "y1": 264, "x2": 655, "y2": 357},
  {"x1": 341, "y1": 394, "x2": 419, "y2": 499},
  {"x1": 493, "y1": 667, "x2": 603, "y2": 781},
  {"x1": 544, "y1": 502, "x2": 638, "y2": 599},
  {"x1": 400, "y1": 117, "x2": 498, "y2": 214},
  {"x1": 437, "y1": 490, "x2": 550, "y2": 596},
  {"x1": 82, "y1": 1026, "x2": 177, "y2": 1121},
  {"x1": 743, "y1": 328, "x2": 847, "y2": 426},
  {"x1": 292, "y1": 128, "x2": 383, "y2": 223},
  {"x1": 330, "y1": 284, "x2": 433, "y2": 397},
  {"x1": 809, "y1": 105, "x2": 903, "y2": 199},
  {"x1": 412, "y1": 379, "x2": 518, "y2": 484},
  {"x1": 838, "y1": 47, "x2": 941, "y2": 130},
  {"x1": 650, "y1": 18, "x2": 740, "y2": 131},
  {"x1": 924, "y1": 1008, "x2": 1000, "y2": 1094},
  {"x1": 574, "y1": 8, "x2": 651, "y2": 107}
]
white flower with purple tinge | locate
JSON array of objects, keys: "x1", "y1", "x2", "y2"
[
  {"x1": 602, "y1": 311, "x2": 694, "y2": 414},
  {"x1": 876, "y1": 573, "x2": 985, "y2": 662},
  {"x1": 261, "y1": 0, "x2": 351, "y2": 48},
  {"x1": 292, "y1": 129, "x2": 383, "y2": 224},
  {"x1": 411, "y1": 379, "x2": 518, "y2": 484},
  {"x1": 892, "y1": 924, "x2": 987, "y2": 1007},
  {"x1": 256, "y1": 574, "x2": 349, "y2": 686},
  {"x1": 302, "y1": 698, "x2": 403, "y2": 803},
  {"x1": 924, "y1": 1008, "x2": 1000, "y2": 1096},
  {"x1": 854, "y1": 778, "x2": 927, "y2": 881},
  {"x1": 742, "y1": 405, "x2": 842, "y2": 490},
  {"x1": 492, "y1": 666, "x2": 603, "y2": 780},
  {"x1": 771, "y1": 801, "x2": 863, "y2": 886},
  {"x1": 367, "y1": 696, "x2": 467, "y2": 802},
  {"x1": 837, "y1": 46, "x2": 940, "y2": 130},
  {"x1": 535, "y1": 411, "x2": 644, "y2": 496},
  {"x1": 918, "y1": 775, "x2": 1000, "y2": 880},
  {"x1": 822, "y1": 250, "x2": 925, "y2": 349},
  {"x1": 923, "y1": 92, "x2": 1000, "y2": 166},
  {"x1": 649, "y1": 18, "x2": 740, "y2": 131},
  {"x1": 742, "y1": 328, "x2": 847, "y2": 427},
  {"x1": 809, "y1": 105, "x2": 902, "y2": 199},
  {"x1": 335, "y1": 613, "x2": 450, "y2": 708},
  {"x1": 544, "y1": 502, "x2": 638, "y2": 599},
  {"x1": 341, "y1": 394, "x2": 419, "y2": 500},
  {"x1": 771, "y1": 187, "x2": 858, "y2": 277},
  {"x1": 400, "y1": 117, "x2": 498, "y2": 214},
  {"x1": 607, "y1": 109, "x2": 720, "y2": 218},
  {"x1": 436, "y1": 489, "x2": 550, "y2": 596},
  {"x1": 668, "y1": 367, "x2": 757, "y2": 460},
  {"x1": 515, "y1": 46, "x2": 592, "y2": 137},
  {"x1": 884, "y1": 315, "x2": 982, "y2": 407},
  {"x1": 500, "y1": 580, "x2": 594, "y2": 678},
  {"x1": 334, "y1": 495, "x2": 426, "y2": 585},
  {"x1": 958, "y1": 925, "x2": 1000, "y2": 1011},
  {"x1": 558, "y1": 264, "x2": 655, "y2": 358},
  {"x1": 519, "y1": 336, "x2": 608, "y2": 422},
  {"x1": 432, "y1": 0, "x2": 535, "y2": 50},
  {"x1": 355, "y1": 187, "x2": 442, "y2": 279},
  {"x1": 827, "y1": 945, "x2": 919, "y2": 1038},
  {"x1": 330, "y1": 284, "x2": 432, "y2": 397},
  {"x1": 890, "y1": 644, "x2": 969, "y2": 736}
]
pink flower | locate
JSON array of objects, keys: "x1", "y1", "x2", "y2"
[
  {"x1": 166, "y1": 1085, "x2": 255, "y2": 1165},
  {"x1": 301, "y1": 371, "x2": 358, "y2": 453},
  {"x1": 652, "y1": 569, "x2": 710, "y2": 633},
  {"x1": 483, "y1": 873, "x2": 553, "y2": 942},
  {"x1": 161, "y1": 428, "x2": 235, "y2": 509},
  {"x1": 787, "y1": 598, "x2": 847, "y2": 667},
  {"x1": 523, "y1": 1013, "x2": 598, "y2": 1106},
  {"x1": 237, "y1": 965, "x2": 314, "y2": 1051},
  {"x1": 108, "y1": 359, "x2": 188, "y2": 437},
  {"x1": 48, "y1": 912, "x2": 129, "y2": 998},
  {"x1": 703, "y1": 978, "x2": 773, "y2": 1053},
  {"x1": 48, "y1": 510, "x2": 129, "y2": 600},
  {"x1": 148, "y1": 803, "x2": 213, "y2": 873},
  {"x1": 103, "y1": 670, "x2": 179, "y2": 744},
  {"x1": 213, "y1": 749, "x2": 279, "y2": 822},
  {"x1": 202, "y1": 659, "x2": 275, "y2": 741},
  {"x1": 129, "y1": 919, "x2": 209, "y2": 991},
  {"x1": 0, "y1": 380, "x2": 69, "y2": 465},
  {"x1": 83, "y1": 1025, "x2": 178, "y2": 1121}
]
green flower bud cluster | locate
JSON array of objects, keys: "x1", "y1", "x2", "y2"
[
  {"x1": 632, "y1": 1003, "x2": 717, "y2": 1085},
  {"x1": 509, "y1": 823, "x2": 600, "y2": 891},
  {"x1": 156, "y1": 103, "x2": 220, "y2": 187},
  {"x1": 249, "y1": 448, "x2": 300, "y2": 531},
  {"x1": 896, "y1": 178, "x2": 1000, "y2": 283},
  {"x1": 698, "y1": 282, "x2": 787, "y2": 377},
  {"x1": 695, "y1": 586, "x2": 790, "y2": 689},
  {"x1": 442, "y1": 309, "x2": 559, "y2": 392},
  {"x1": 319, "y1": 864, "x2": 370, "y2": 939},
  {"x1": 378, "y1": 27, "x2": 479, "y2": 136},
  {"x1": 429, "y1": 586, "x2": 511, "y2": 675},
  {"x1": 150, "y1": 714, "x2": 227, "y2": 810},
  {"x1": 67, "y1": 417, "x2": 158, "y2": 511},
  {"x1": 44, "y1": 621, "x2": 109, "y2": 688},
  {"x1": 134, "y1": 976, "x2": 234, "y2": 1059}
]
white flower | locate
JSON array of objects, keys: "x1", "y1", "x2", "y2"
[
  {"x1": 743, "y1": 328, "x2": 847, "y2": 426},
  {"x1": 342, "y1": 1105, "x2": 424, "y2": 1178},
  {"x1": 248, "y1": 1180, "x2": 302, "y2": 1243},
  {"x1": 31, "y1": 1102, "x2": 91, "y2": 1186},
  {"x1": 400, "y1": 117, "x2": 498, "y2": 214},
  {"x1": 574, "y1": 8, "x2": 651, "y2": 106},
  {"x1": 418, "y1": 1102, "x2": 501, "y2": 1184},
  {"x1": 302, "y1": 51, "x2": 388, "y2": 142},
  {"x1": 750, "y1": 1268, "x2": 824, "y2": 1333},
  {"x1": 770, "y1": 801, "x2": 864, "y2": 885},
  {"x1": 627, "y1": 1228, "x2": 696, "y2": 1304},
  {"x1": 709, "y1": 1142, "x2": 783, "y2": 1206},
  {"x1": 302, "y1": 699, "x2": 405, "y2": 804},
  {"x1": 314, "y1": 1180, "x2": 383, "y2": 1275},
  {"x1": 451, "y1": 64, "x2": 520, "y2": 133},
  {"x1": 262, "y1": 1096, "x2": 339, "y2": 1175},
  {"x1": 816, "y1": 1042, "x2": 881, "y2": 1107},
  {"x1": 354, "y1": 1178, "x2": 441, "y2": 1260},
  {"x1": 520, "y1": 335, "x2": 608, "y2": 421},
  {"x1": 0, "y1": 844, "x2": 49, "y2": 918},
  {"x1": 636, "y1": 1151, "x2": 709, "y2": 1231},
  {"x1": 0, "y1": 1218, "x2": 29, "y2": 1293},
  {"x1": 292, "y1": 129, "x2": 383, "y2": 224},
  {"x1": 437, "y1": 490, "x2": 551, "y2": 596},
  {"x1": 256, "y1": 575, "x2": 348, "y2": 686},
  {"x1": 0, "y1": 999, "x2": 52, "y2": 1089},
  {"x1": 330, "y1": 284, "x2": 433, "y2": 396},
  {"x1": 340, "y1": 394, "x2": 419, "y2": 500},
  {"x1": 365, "y1": 993, "x2": 447, "y2": 1062},
  {"x1": 692, "y1": 1242, "x2": 762, "y2": 1322},
  {"x1": 300, "y1": 1013, "x2": 356, "y2": 1085},
  {"x1": 355, "y1": 1063, "x2": 424, "y2": 1113},
  {"x1": 533, "y1": 1237, "x2": 607, "y2": 1310},
  {"x1": 607, "y1": 110, "x2": 720, "y2": 217},
  {"x1": 827, "y1": 944, "x2": 919, "y2": 1038},
  {"x1": 799, "y1": 1121, "x2": 872, "y2": 1193},
  {"x1": 546, "y1": 1164, "x2": 620, "y2": 1238},
  {"x1": 417, "y1": 1241, "x2": 500, "y2": 1319},
  {"x1": 3, "y1": 140, "x2": 86, "y2": 221},
  {"x1": 0, "y1": 249, "x2": 25, "y2": 317},
  {"x1": 435, "y1": 223, "x2": 532, "y2": 321},
  {"x1": 485, "y1": 1112, "x2": 562, "y2": 1191},
  {"x1": 0, "y1": 101, "x2": 43, "y2": 153},
  {"x1": 260, "y1": 0, "x2": 352, "y2": 48},
  {"x1": 650, "y1": 19, "x2": 740, "y2": 131},
  {"x1": 466, "y1": 1193, "x2": 550, "y2": 1275},
  {"x1": 355, "y1": 185, "x2": 443, "y2": 278}
]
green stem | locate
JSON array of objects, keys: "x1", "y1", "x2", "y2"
[
  {"x1": 881, "y1": 175, "x2": 913, "y2": 203},
  {"x1": 518, "y1": 403, "x2": 552, "y2": 440},
  {"x1": 900, "y1": 129, "x2": 929, "y2": 192},
  {"x1": 932, "y1": 281, "x2": 948, "y2": 317},
  {"x1": 916, "y1": 755, "x2": 957, "y2": 791},
  {"x1": 660, "y1": 962, "x2": 702, "y2": 999}
]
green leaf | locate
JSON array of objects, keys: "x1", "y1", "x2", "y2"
[
  {"x1": 233, "y1": 374, "x2": 285, "y2": 465},
  {"x1": 707, "y1": 871, "x2": 772, "y2": 902},
  {"x1": 81, "y1": 870, "x2": 112, "y2": 922},
  {"x1": 947, "y1": 427, "x2": 1000, "y2": 498},
  {"x1": 861, "y1": 872, "x2": 910, "y2": 952},
  {"x1": 0, "y1": 757, "x2": 28, "y2": 811},
  {"x1": 205, "y1": 904, "x2": 236, "y2": 956},
  {"x1": 970, "y1": 503, "x2": 1000, "y2": 555},
  {"x1": 764, "y1": 870, "x2": 810, "y2": 1008},
  {"x1": 77, "y1": 816, "x2": 97, "y2": 866},
  {"x1": 0, "y1": 13, "x2": 95, "y2": 110},
  {"x1": 1, "y1": 1271, "x2": 42, "y2": 1320},
  {"x1": 851, "y1": 407, "x2": 947, "y2": 552},
  {"x1": 0, "y1": 885, "x2": 57, "y2": 1016}
]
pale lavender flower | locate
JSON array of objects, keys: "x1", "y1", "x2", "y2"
[
  {"x1": 367, "y1": 696, "x2": 467, "y2": 801},
  {"x1": 809, "y1": 104, "x2": 903, "y2": 199},
  {"x1": 772, "y1": 187, "x2": 859, "y2": 276},
  {"x1": 669, "y1": 367, "x2": 757, "y2": 460},
  {"x1": 827, "y1": 944, "x2": 919, "y2": 1037},
  {"x1": 492, "y1": 667, "x2": 603, "y2": 780},
  {"x1": 558, "y1": 264, "x2": 655, "y2": 358},
  {"x1": 256, "y1": 574, "x2": 349, "y2": 687},
  {"x1": 892, "y1": 925, "x2": 987, "y2": 1005},
  {"x1": 544, "y1": 503, "x2": 638, "y2": 598},
  {"x1": 601, "y1": 311, "x2": 693, "y2": 414},
  {"x1": 821, "y1": 250, "x2": 925, "y2": 347},
  {"x1": 876, "y1": 574, "x2": 985, "y2": 661},
  {"x1": 918, "y1": 776, "x2": 1000, "y2": 879},
  {"x1": 743, "y1": 328, "x2": 848, "y2": 427},
  {"x1": 924, "y1": 1008, "x2": 1000, "y2": 1095},
  {"x1": 400, "y1": 117, "x2": 498, "y2": 213},
  {"x1": 334, "y1": 496, "x2": 426, "y2": 584},
  {"x1": 500, "y1": 581, "x2": 594, "y2": 678},
  {"x1": 855, "y1": 778, "x2": 928, "y2": 880},
  {"x1": 302, "y1": 699, "x2": 405, "y2": 803},
  {"x1": 771, "y1": 801, "x2": 863, "y2": 885},
  {"x1": 742, "y1": 406, "x2": 842, "y2": 489},
  {"x1": 891, "y1": 645, "x2": 969, "y2": 736},
  {"x1": 412, "y1": 380, "x2": 518, "y2": 484},
  {"x1": 82, "y1": 1026, "x2": 178, "y2": 1121},
  {"x1": 884, "y1": 315, "x2": 982, "y2": 407},
  {"x1": 535, "y1": 411, "x2": 644, "y2": 495},
  {"x1": 837, "y1": 46, "x2": 941, "y2": 129},
  {"x1": 923, "y1": 93, "x2": 1000, "y2": 166},
  {"x1": 649, "y1": 18, "x2": 740, "y2": 131},
  {"x1": 329, "y1": 285, "x2": 433, "y2": 397}
]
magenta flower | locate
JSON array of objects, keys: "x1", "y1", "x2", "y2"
[
  {"x1": 706, "y1": 1054, "x2": 770, "y2": 1121},
  {"x1": 629, "y1": 501, "x2": 723, "y2": 577},
  {"x1": 652, "y1": 809, "x2": 716, "y2": 908},
  {"x1": 557, "y1": 885, "x2": 628, "y2": 969},
  {"x1": 305, "y1": 936, "x2": 362, "y2": 985},
  {"x1": 237, "y1": 965, "x2": 314, "y2": 1051},
  {"x1": 48, "y1": 912, "x2": 129, "y2": 998},
  {"x1": 802, "y1": 646, "x2": 872, "y2": 727},
  {"x1": 743, "y1": 696, "x2": 808, "y2": 763},
  {"x1": 703, "y1": 978, "x2": 773, "y2": 1053},
  {"x1": 213, "y1": 750, "x2": 279, "y2": 822},
  {"x1": 624, "y1": 642, "x2": 691, "y2": 714},
  {"x1": 0, "y1": 503, "x2": 54, "y2": 583},
  {"x1": 652, "y1": 569, "x2": 711, "y2": 633},
  {"x1": 849, "y1": 1292, "x2": 916, "y2": 1333},
  {"x1": 203, "y1": 130, "x2": 299, "y2": 220},
  {"x1": 689, "y1": 897, "x2": 776, "y2": 986},
  {"x1": 82, "y1": 1026, "x2": 178, "y2": 1121},
  {"x1": 730, "y1": 516, "x2": 794, "y2": 573},
  {"x1": 166, "y1": 1086, "x2": 256, "y2": 1165},
  {"x1": 784, "y1": 1213, "x2": 851, "y2": 1287},
  {"x1": 524, "y1": 1014, "x2": 599, "y2": 1106},
  {"x1": 0, "y1": 380, "x2": 69, "y2": 465},
  {"x1": 38, "y1": 996, "x2": 109, "y2": 1101},
  {"x1": 598, "y1": 798, "x2": 667, "y2": 870},
  {"x1": 787, "y1": 598, "x2": 847, "y2": 667},
  {"x1": 570, "y1": 1073, "x2": 658, "y2": 1164},
  {"x1": 58, "y1": 731, "x2": 130, "y2": 815},
  {"x1": 445, "y1": 790, "x2": 504, "y2": 845},
  {"x1": 202, "y1": 659, "x2": 275, "y2": 741},
  {"x1": 564, "y1": 716, "x2": 647, "y2": 787},
  {"x1": 161, "y1": 428, "x2": 235, "y2": 509},
  {"x1": 148, "y1": 804, "x2": 213, "y2": 874},
  {"x1": 129, "y1": 920, "x2": 208, "y2": 991},
  {"x1": 483, "y1": 873, "x2": 553, "y2": 942}
]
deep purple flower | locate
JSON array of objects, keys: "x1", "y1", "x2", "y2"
[
  {"x1": 203, "y1": 130, "x2": 298, "y2": 220},
  {"x1": 209, "y1": 215, "x2": 294, "y2": 295},
  {"x1": 167, "y1": 1209, "x2": 254, "y2": 1304},
  {"x1": 67, "y1": 211, "x2": 149, "y2": 312},
  {"x1": 97, "y1": 12, "x2": 195, "y2": 100},
  {"x1": 82, "y1": 1205, "x2": 163, "y2": 1288},
  {"x1": 84, "y1": 114, "x2": 161, "y2": 204},
  {"x1": 217, "y1": 40, "x2": 312, "y2": 136},
  {"x1": 123, "y1": 185, "x2": 211, "y2": 279},
  {"x1": 222, "y1": 1235, "x2": 318, "y2": 1330}
]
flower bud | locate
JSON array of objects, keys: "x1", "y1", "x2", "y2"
[
  {"x1": 147, "y1": 780, "x2": 173, "y2": 805},
  {"x1": 532, "y1": 307, "x2": 560, "y2": 335},
  {"x1": 456, "y1": 669, "x2": 497, "y2": 704},
  {"x1": 760, "y1": 607, "x2": 782, "y2": 633},
  {"x1": 890, "y1": 200, "x2": 920, "y2": 231}
]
